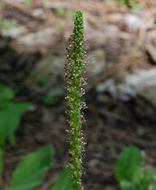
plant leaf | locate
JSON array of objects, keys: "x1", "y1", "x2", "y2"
[
  {"x1": 49, "y1": 167, "x2": 73, "y2": 190},
  {"x1": 5, "y1": 145, "x2": 54, "y2": 190},
  {"x1": 115, "y1": 147, "x2": 142, "y2": 183},
  {"x1": 0, "y1": 84, "x2": 15, "y2": 102},
  {"x1": 0, "y1": 103, "x2": 31, "y2": 145},
  {"x1": 7, "y1": 103, "x2": 32, "y2": 144},
  {"x1": 0, "y1": 102, "x2": 31, "y2": 146}
]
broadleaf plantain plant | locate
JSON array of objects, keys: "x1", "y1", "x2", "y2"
[{"x1": 65, "y1": 10, "x2": 86, "y2": 190}]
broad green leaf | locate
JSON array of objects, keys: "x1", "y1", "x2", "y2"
[
  {"x1": 0, "y1": 148, "x2": 4, "y2": 176},
  {"x1": 5, "y1": 145, "x2": 54, "y2": 190},
  {"x1": 49, "y1": 168, "x2": 73, "y2": 190},
  {"x1": 0, "y1": 102, "x2": 31, "y2": 146},
  {"x1": 115, "y1": 147, "x2": 142, "y2": 183},
  {"x1": 0, "y1": 84, "x2": 15, "y2": 102}
]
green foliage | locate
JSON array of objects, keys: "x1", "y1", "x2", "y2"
[
  {"x1": 43, "y1": 0, "x2": 53, "y2": 4},
  {"x1": 115, "y1": 147, "x2": 142, "y2": 182},
  {"x1": 0, "y1": 18, "x2": 17, "y2": 31},
  {"x1": 0, "y1": 84, "x2": 31, "y2": 146},
  {"x1": 5, "y1": 145, "x2": 54, "y2": 190},
  {"x1": 0, "y1": 84, "x2": 15, "y2": 103},
  {"x1": 36, "y1": 77, "x2": 58, "y2": 106},
  {"x1": 50, "y1": 168, "x2": 73, "y2": 190},
  {"x1": 0, "y1": 143, "x2": 73, "y2": 190},
  {"x1": 0, "y1": 3, "x2": 5, "y2": 9},
  {"x1": 55, "y1": 7, "x2": 65, "y2": 16},
  {"x1": 0, "y1": 145, "x2": 73, "y2": 190},
  {"x1": 115, "y1": 147, "x2": 156, "y2": 190},
  {"x1": 0, "y1": 103, "x2": 31, "y2": 145},
  {"x1": 42, "y1": 95, "x2": 57, "y2": 106},
  {"x1": 117, "y1": 0, "x2": 143, "y2": 9},
  {"x1": 22, "y1": 0, "x2": 32, "y2": 5},
  {"x1": 37, "y1": 76, "x2": 49, "y2": 87},
  {"x1": 65, "y1": 10, "x2": 85, "y2": 190}
]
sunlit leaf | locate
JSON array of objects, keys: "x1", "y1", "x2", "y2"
[
  {"x1": 5, "y1": 145, "x2": 54, "y2": 190},
  {"x1": 49, "y1": 168, "x2": 73, "y2": 190},
  {"x1": 115, "y1": 147, "x2": 142, "y2": 183}
]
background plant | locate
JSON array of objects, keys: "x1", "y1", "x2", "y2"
[
  {"x1": 115, "y1": 147, "x2": 156, "y2": 190},
  {"x1": 0, "y1": 84, "x2": 31, "y2": 146},
  {"x1": 0, "y1": 144, "x2": 73, "y2": 190},
  {"x1": 4, "y1": 145, "x2": 53, "y2": 190}
]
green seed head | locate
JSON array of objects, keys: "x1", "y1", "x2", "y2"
[{"x1": 65, "y1": 10, "x2": 85, "y2": 190}]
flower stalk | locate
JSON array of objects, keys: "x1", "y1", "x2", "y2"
[{"x1": 65, "y1": 10, "x2": 85, "y2": 190}]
